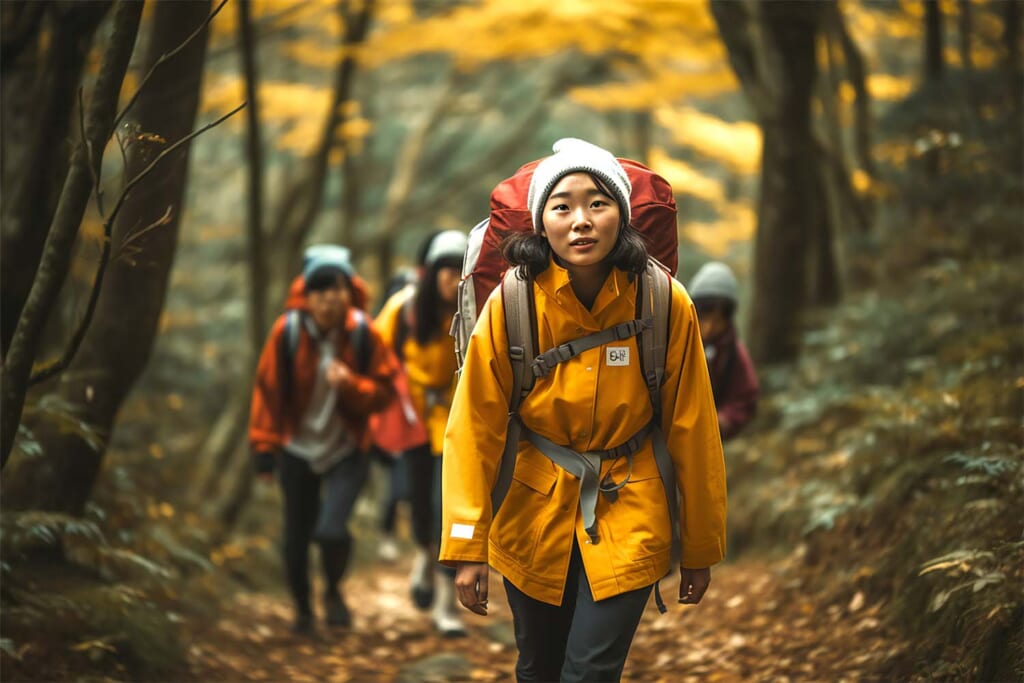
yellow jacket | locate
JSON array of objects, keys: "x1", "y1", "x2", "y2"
[
  {"x1": 440, "y1": 260, "x2": 727, "y2": 605},
  {"x1": 376, "y1": 284, "x2": 458, "y2": 455}
]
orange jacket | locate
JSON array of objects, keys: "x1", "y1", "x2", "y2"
[
  {"x1": 249, "y1": 305, "x2": 397, "y2": 455},
  {"x1": 440, "y1": 260, "x2": 727, "y2": 605},
  {"x1": 375, "y1": 284, "x2": 458, "y2": 455}
]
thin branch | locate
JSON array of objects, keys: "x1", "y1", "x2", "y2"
[
  {"x1": 112, "y1": 0, "x2": 230, "y2": 131},
  {"x1": 80, "y1": 87, "x2": 106, "y2": 217},
  {"x1": 29, "y1": 206, "x2": 172, "y2": 386},
  {"x1": 105, "y1": 101, "x2": 246, "y2": 230},
  {"x1": 115, "y1": 204, "x2": 173, "y2": 263},
  {"x1": 28, "y1": 102, "x2": 245, "y2": 387}
]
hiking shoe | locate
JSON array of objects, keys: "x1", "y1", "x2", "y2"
[
  {"x1": 324, "y1": 593, "x2": 351, "y2": 628},
  {"x1": 432, "y1": 574, "x2": 467, "y2": 638},
  {"x1": 378, "y1": 537, "x2": 400, "y2": 563},
  {"x1": 291, "y1": 610, "x2": 314, "y2": 635},
  {"x1": 409, "y1": 548, "x2": 434, "y2": 611}
]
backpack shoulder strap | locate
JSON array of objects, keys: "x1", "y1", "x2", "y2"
[
  {"x1": 279, "y1": 310, "x2": 302, "y2": 401},
  {"x1": 394, "y1": 287, "x2": 415, "y2": 360},
  {"x1": 349, "y1": 308, "x2": 373, "y2": 375},
  {"x1": 637, "y1": 258, "x2": 680, "y2": 613},
  {"x1": 490, "y1": 266, "x2": 536, "y2": 513},
  {"x1": 502, "y1": 266, "x2": 537, "y2": 414},
  {"x1": 638, "y1": 258, "x2": 671, "y2": 417}
]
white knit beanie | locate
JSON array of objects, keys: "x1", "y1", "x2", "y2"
[
  {"x1": 527, "y1": 138, "x2": 632, "y2": 233},
  {"x1": 688, "y1": 261, "x2": 739, "y2": 303},
  {"x1": 423, "y1": 229, "x2": 468, "y2": 267}
]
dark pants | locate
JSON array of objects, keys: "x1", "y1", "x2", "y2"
[
  {"x1": 279, "y1": 451, "x2": 369, "y2": 615},
  {"x1": 406, "y1": 443, "x2": 454, "y2": 577},
  {"x1": 504, "y1": 541, "x2": 652, "y2": 683},
  {"x1": 372, "y1": 447, "x2": 408, "y2": 534}
]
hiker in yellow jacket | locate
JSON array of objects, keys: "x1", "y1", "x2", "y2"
[
  {"x1": 376, "y1": 230, "x2": 468, "y2": 636},
  {"x1": 441, "y1": 139, "x2": 727, "y2": 682}
]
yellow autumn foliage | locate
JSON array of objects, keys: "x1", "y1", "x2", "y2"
[
  {"x1": 363, "y1": 0, "x2": 722, "y2": 71},
  {"x1": 654, "y1": 107, "x2": 761, "y2": 175}
]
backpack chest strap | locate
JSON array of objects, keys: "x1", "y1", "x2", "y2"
[
  {"x1": 530, "y1": 318, "x2": 652, "y2": 378},
  {"x1": 519, "y1": 420, "x2": 654, "y2": 545}
]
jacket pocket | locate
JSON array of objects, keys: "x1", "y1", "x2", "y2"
[
  {"x1": 512, "y1": 459, "x2": 557, "y2": 496},
  {"x1": 493, "y1": 459, "x2": 556, "y2": 567}
]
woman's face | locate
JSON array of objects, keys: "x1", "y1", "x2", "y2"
[
  {"x1": 436, "y1": 265, "x2": 461, "y2": 305},
  {"x1": 540, "y1": 173, "x2": 620, "y2": 273}
]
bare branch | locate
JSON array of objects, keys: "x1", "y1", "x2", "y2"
[
  {"x1": 112, "y1": 0, "x2": 229, "y2": 131},
  {"x1": 79, "y1": 86, "x2": 108, "y2": 218},
  {"x1": 27, "y1": 102, "x2": 244, "y2": 388},
  {"x1": 105, "y1": 101, "x2": 246, "y2": 230},
  {"x1": 29, "y1": 205, "x2": 173, "y2": 387}
]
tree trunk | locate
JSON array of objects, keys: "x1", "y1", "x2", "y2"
[
  {"x1": 237, "y1": 0, "x2": 267, "y2": 354},
  {"x1": 1, "y1": 2, "x2": 111, "y2": 356},
  {"x1": 1, "y1": 0, "x2": 142, "y2": 468},
  {"x1": 2, "y1": 0, "x2": 212, "y2": 511},
  {"x1": 924, "y1": 0, "x2": 945, "y2": 83},
  {"x1": 827, "y1": 2, "x2": 874, "y2": 179},
  {"x1": 748, "y1": 1, "x2": 823, "y2": 363}
]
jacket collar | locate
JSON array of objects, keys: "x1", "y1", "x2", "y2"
[{"x1": 534, "y1": 257, "x2": 633, "y2": 322}]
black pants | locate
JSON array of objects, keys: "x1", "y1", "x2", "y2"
[
  {"x1": 503, "y1": 540, "x2": 652, "y2": 683},
  {"x1": 279, "y1": 451, "x2": 369, "y2": 614},
  {"x1": 371, "y1": 447, "x2": 408, "y2": 534},
  {"x1": 406, "y1": 443, "x2": 455, "y2": 577}
]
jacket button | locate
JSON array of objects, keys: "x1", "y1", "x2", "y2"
[{"x1": 575, "y1": 327, "x2": 583, "y2": 333}]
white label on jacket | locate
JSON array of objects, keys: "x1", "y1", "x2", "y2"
[
  {"x1": 606, "y1": 347, "x2": 630, "y2": 366},
  {"x1": 450, "y1": 523, "x2": 474, "y2": 540}
]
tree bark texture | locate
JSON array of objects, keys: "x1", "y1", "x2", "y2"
[
  {"x1": 712, "y1": 0, "x2": 827, "y2": 363},
  {"x1": 237, "y1": 0, "x2": 267, "y2": 355},
  {"x1": 2, "y1": 0, "x2": 212, "y2": 511},
  {"x1": 1, "y1": 0, "x2": 142, "y2": 468},
  {"x1": 924, "y1": 0, "x2": 945, "y2": 83},
  {"x1": 1, "y1": 2, "x2": 111, "y2": 356},
  {"x1": 750, "y1": 2, "x2": 823, "y2": 362}
]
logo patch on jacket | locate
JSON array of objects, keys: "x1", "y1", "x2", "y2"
[{"x1": 606, "y1": 347, "x2": 630, "y2": 366}]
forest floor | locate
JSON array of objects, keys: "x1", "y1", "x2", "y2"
[{"x1": 186, "y1": 549, "x2": 903, "y2": 683}]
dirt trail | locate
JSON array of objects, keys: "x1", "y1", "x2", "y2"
[{"x1": 187, "y1": 551, "x2": 905, "y2": 682}]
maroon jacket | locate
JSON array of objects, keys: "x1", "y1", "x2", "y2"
[{"x1": 704, "y1": 327, "x2": 759, "y2": 440}]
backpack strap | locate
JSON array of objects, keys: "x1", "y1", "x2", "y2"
[
  {"x1": 637, "y1": 258, "x2": 679, "y2": 614},
  {"x1": 530, "y1": 318, "x2": 651, "y2": 378},
  {"x1": 490, "y1": 267, "x2": 536, "y2": 513},
  {"x1": 279, "y1": 309, "x2": 302, "y2": 402},
  {"x1": 393, "y1": 289, "x2": 415, "y2": 362},
  {"x1": 349, "y1": 308, "x2": 373, "y2": 374}
]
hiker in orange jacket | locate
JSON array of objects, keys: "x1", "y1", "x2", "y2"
[
  {"x1": 375, "y1": 229, "x2": 469, "y2": 637},
  {"x1": 440, "y1": 139, "x2": 727, "y2": 682},
  {"x1": 250, "y1": 246, "x2": 396, "y2": 634}
]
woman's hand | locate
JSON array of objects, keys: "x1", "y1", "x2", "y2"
[
  {"x1": 454, "y1": 561, "x2": 490, "y2": 615},
  {"x1": 678, "y1": 566, "x2": 711, "y2": 604}
]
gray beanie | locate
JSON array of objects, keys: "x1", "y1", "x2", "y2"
[
  {"x1": 527, "y1": 138, "x2": 632, "y2": 233},
  {"x1": 688, "y1": 261, "x2": 739, "y2": 303},
  {"x1": 423, "y1": 229, "x2": 468, "y2": 267},
  {"x1": 303, "y1": 244, "x2": 355, "y2": 282}
]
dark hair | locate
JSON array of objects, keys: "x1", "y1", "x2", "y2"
[
  {"x1": 304, "y1": 267, "x2": 351, "y2": 294},
  {"x1": 693, "y1": 296, "x2": 736, "y2": 321},
  {"x1": 416, "y1": 229, "x2": 446, "y2": 266},
  {"x1": 412, "y1": 254, "x2": 462, "y2": 345}
]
